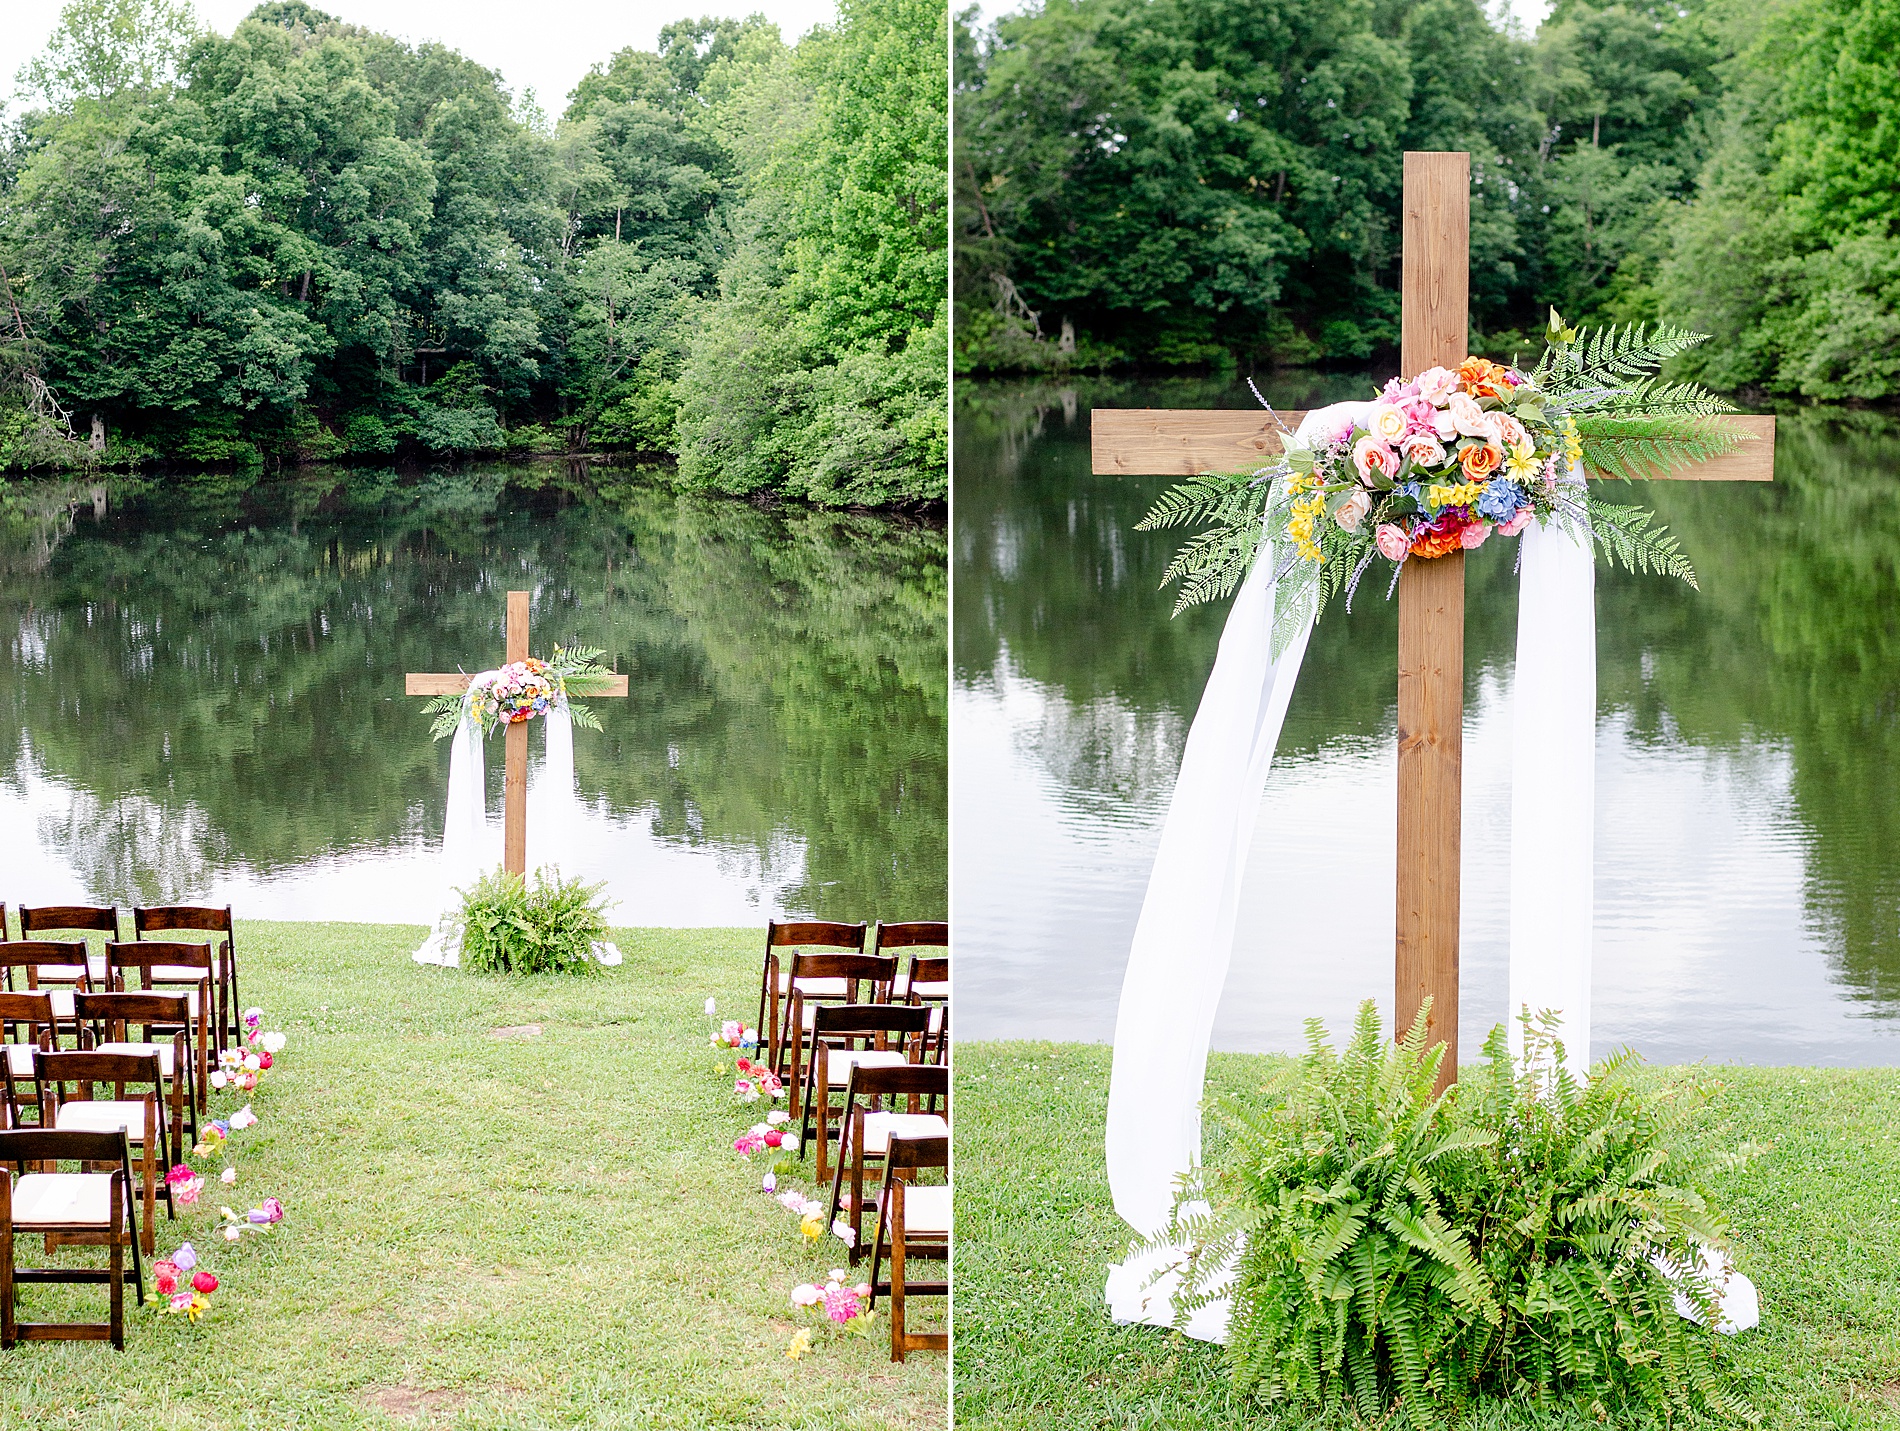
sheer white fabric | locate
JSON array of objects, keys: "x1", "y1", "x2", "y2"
[
  {"x1": 1103, "y1": 403, "x2": 1364, "y2": 1334},
  {"x1": 1507, "y1": 495, "x2": 1595, "y2": 1075}
]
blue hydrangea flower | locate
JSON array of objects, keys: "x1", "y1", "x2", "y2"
[{"x1": 1476, "y1": 478, "x2": 1524, "y2": 522}]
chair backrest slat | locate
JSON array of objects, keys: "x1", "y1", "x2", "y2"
[
  {"x1": 871, "y1": 921, "x2": 948, "y2": 954},
  {"x1": 810, "y1": 1001, "x2": 932, "y2": 1040},
  {"x1": 75, "y1": 990, "x2": 191, "y2": 1042},
  {"x1": 788, "y1": 952, "x2": 897, "y2": 987},
  {"x1": 36, "y1": 1048, "x2": 163, "y2": 1087},
  {"x1": 108, "y1": 940, "x2": 213, "y2": 989},
  {"x1": 886, "y1": 1134, "x2": 949, "y2": 1173},
  {"x1": 767, "y1": 920, "x2": 867, "y2": 951},
  {"x1": 845, "y1": 1062, "x2": 948, "y2": 1105},
  {"x1": 20, "y1": 905, "x2": 120, "y2": 938},
  {"x1": 0, "y1": 1127, "x2": 129, "y2": 1166},
  {"x1": 133, "y1": 905, "x2": 233, "y2": 938}
]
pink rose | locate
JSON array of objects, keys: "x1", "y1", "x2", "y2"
[
  {"x1": 1414, "y1": 366, "x2": 1458, "y2": 404},
  {"x1": 1448, "y1": 392, "x2": 1490, "y2": 438},
  {"x1": 1498, "y1": 508, "x2": 1534, "y2": 537},
  {"x1": 1402, "y1": 434, "x2": 1446, "y2": 469},
  {"x1": 1375, "y1": 523, "x2": 1410, "y2": 561},
  {"x1": 1380, "y1": 376, "x2": 1420, "y2": 401},
  {"x1": 1352, "y1": 436, "x2": 1401, "y2": 482},
  {"x1": 191, "y1": 1271, "x2": 218, "y2": 1294},
  {"x1": 1366, "y1": 404, "x2": 1410, "y2": 445},
  {"x1": 1460, "y1": 522, "x2": 1492, "y2": 550},
  {"x1": 153, "y1": 1261, "x2": 179, "y2": 1296},
  {"x1": 1494, "y1": 413, "x2": 1530, "y2": 453},
  {"x1": 1333, "y1": 489, "x2": 1372, "y2": 532}
]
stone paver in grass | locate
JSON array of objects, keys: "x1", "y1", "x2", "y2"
[
  {"x1": 2, "y1": 922, "x2": 945, "y2": 1431},
  {"x1": 953, "y1": 1041, "x2": 1900, "y2": 1431}
]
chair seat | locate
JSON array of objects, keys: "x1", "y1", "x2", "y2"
[
  {"x1": 779, "y1": 973, "x2": 848, "y2": 997},
  {"x1": 135, "y1": 979, "x2": 204, "y2": 1016},
  {"x1": 826, "y1": 1050, "x2": 909, "y2": 1086},
  {"x1": 31, "y1": 965, "x2": 87, "y2": 983},
  {"x1": 95, "y1": 1041, "x2": 176, "y2": 1077},
  {"x1": 55, "y1": 1100, "x2": 148, "y2": 1143},
  {"x1": 895, "y1": 978, "x2": 949, "y2": 1001},
  {"x1": 859, "y1": 1111, "x2": 948, "y2": 1156},
  {"x1": 4, "y1": 1043, "x2": 39, "y2": 1078},
  {"x1": 892, "y1": 1184, "x2": 951, "y2": 1237},
  {"x1": 46, "y1": 989, "x2": 76, "y2": 1019},
  {"x1": 12, "y1": 1172, "x2": 113, "y2": 1229}
]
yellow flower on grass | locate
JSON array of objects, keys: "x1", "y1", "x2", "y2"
[
  {"x1": 799, "y1": 1214, "x2": 824, "y2": 1241},
  {"x1": 787, "y1": 1329, "x2": 813, "y2": 1360}
]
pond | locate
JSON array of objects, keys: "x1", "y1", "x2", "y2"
[
  {"x1": 955, "y1": 375, "x2": 1900, "y2": 1066},
  {"x1": 0, "y1": 466, "x2": 946, "y2": 929}
]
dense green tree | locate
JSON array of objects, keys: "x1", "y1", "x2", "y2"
[{"x1": 0, "y1": 0, "x2": 947, "y2": 504}]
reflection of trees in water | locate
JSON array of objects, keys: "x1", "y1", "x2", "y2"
[
  {"x1": 0, "y1": 481, "x2": 107, "y2": 578},
  {"x1": 961, "y1": 380, "x2": 1900, "y2": 1014},
  {"x1": 0, "y1": 468, "x2": 946, "y2": 921}
]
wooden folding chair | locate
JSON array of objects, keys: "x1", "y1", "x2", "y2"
[
  {"x1": 18, "y1": 906, "x2": 119, "y2": 997},
  {"x1": 800, "y1": 1001, "x2": 929, "y2": 1182},
  {"x1": 785, "y1": 956, "x2": 898, "y2": 1119},
  {"x1": 0, "y1": 1127, "x2": 144, "y2": 1349},
  {"x1": 0, "y1": 941, "x2": 93, "y2": 1043},
  {"x1": 74, "y1": 992, "x2": 195, "y2": 1153},
  {"x1": 827, "y1": 1061, "x2": 948, "y2": 1264},
  {"x1": 133, "y1": 906, "x2": 239, "y2": 1054},
  {"x1": 756, "y1": 921, "x2": 867, "y2": 1076},
  {"x1": 34, "y1": 1050, "x2": 166, "y2": 1255},
  {"x1": 866, "y1": 1133, "x2": 949, "y2": 1362},
  {"x1": 105, "y1": 942, "x2": 212, "y2": 1117},
  {"x1": 0, "y1": 993, "x2": 61, "y2": 1132}
]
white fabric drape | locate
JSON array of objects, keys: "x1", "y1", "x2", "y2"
[
  {"x1": 1507, "y1": 493, "x2": 1596, "y2": 1076},
  {"x1": 1103, "y1": 404, "x2": 1364, "y2": 1335}
]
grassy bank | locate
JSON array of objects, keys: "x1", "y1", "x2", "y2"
[
  {"x1": 954, "y1": 1041, "x2": 1900, "y2": 1430},
  {"x1": 1, "y1": 922, "x2": 945, "y2": 1431}
]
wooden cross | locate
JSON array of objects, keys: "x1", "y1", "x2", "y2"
[
  {"x1": 403, "y1": 589, "x2": 629, "y2": 877},
  {"x1": 1092, "y1": 152, "x2": 1776, "y2": 1088}
]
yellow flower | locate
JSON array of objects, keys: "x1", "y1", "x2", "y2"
[
  {"x1": 787, "y1": 1329, "x2": 813, "y2": 1360},
  {"x1": 800, "y1": 1215, "x2": 824, "y2": 1241},
  {"x1": 1426, "y1": 481, "x2": 1484, "y2": 508},
  {"x1": 1506, "y1": 449, "x2": 1541, "y2": 481}
]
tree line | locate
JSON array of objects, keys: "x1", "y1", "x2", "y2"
[
  {"x1": 955, "y1": 0, "x2": 1900, "y2": 401},
  {"x1": 0, "y1": 0, "x2": 947, "y2": 506}
]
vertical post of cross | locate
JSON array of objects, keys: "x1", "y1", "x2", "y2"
[
  {"x1": 504, "y1": 590, "x2": 530, "y2": 877},
  {"x1": 1395, "y1": 152, "x2": 1470, "y2": 1091}
]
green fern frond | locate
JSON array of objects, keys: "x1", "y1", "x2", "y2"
[
  {"x1": 1587, "y1": 500, "x2": 1700, "y2": 588},
  {"x1": 1576, "y1": 414, "x2": 1748, "y2": 482}
]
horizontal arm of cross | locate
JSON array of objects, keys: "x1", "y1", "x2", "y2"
[
  {"x1": 404, "y1": 673, "x2": 630, "y2": 697},
  {"x1": 1090, "y1": 410, "x2": 1777, "y2": 481}
]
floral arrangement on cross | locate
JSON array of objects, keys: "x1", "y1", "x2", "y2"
[
  {"x1": 1139, "y1": 315, "x2": 1750, "y2": 652},
  {"x1": 424, "y1": 646, "x2": 619, "y2": 739}
]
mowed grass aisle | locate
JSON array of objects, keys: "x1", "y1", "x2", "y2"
[
  {"x1": 955, "y1": 1041, "x2": 1900, "y2": 1431},
  {"x1": 1, "y1": 923, "x2": 945, "y2": 1430}
]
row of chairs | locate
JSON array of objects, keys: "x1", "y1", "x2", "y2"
[
  {"x1": 756, "y1": 920, "x2": 949, "y2": 1362},
  {"x1": 1, "y1": 904, "x2": 238, "y2": 1347}
]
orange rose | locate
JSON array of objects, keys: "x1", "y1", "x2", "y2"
[
  {"x1": 1410, "y1": 523, "x2": 1466, "y2": 559},
  {"x1": 1459, "y1": 441, "x2": 1502, "y2": 479},
  {"x1": 1456, "y1": 356, "x2": 1507, "y2": 399}
]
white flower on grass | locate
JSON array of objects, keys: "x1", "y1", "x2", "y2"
[
  {"x1": 780, "y1": 1134, "x2": 799, "y2": 1153},
  {"x1": 704, "y1": 998, "x2": 717, "y2": 1016},
  {"x1": 209, "y1": 1070, "x2": 227, "y2": 1090},
  {"x1": 229, "y1": 1105, "x2": 257, "y2": 1130},
  {"x1": 260, "y1": 1031, "x2": 286, "y2": 1054},
  {"x1": 766, "y1": 1110, "x2": 790, "y2": 1126},
  {"x1": 220, "y1": 1167, "x2": 237, "y2": 1185}
]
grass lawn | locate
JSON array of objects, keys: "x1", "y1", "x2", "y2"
[
  {"x1": 1, "y1": 922, "x2": 945, "y2": 1430},
  {"x1": 955, "y1": 1040, "x2": 1900, "y2": 1430}
]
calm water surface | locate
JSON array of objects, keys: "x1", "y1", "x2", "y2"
[
  {"x1": 955, "y1": 376, "x2": 1900, "y2": 1066},
  {"x1": 1, "y1": 467, "x2": 946, "y2": 927}
]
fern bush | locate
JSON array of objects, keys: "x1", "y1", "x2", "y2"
[
  {"x1": 454, "y1": 867, "x2": 613, "y2": 976},
  {"x1": 1167, "y1": 1003, "x2": 1757, "y2": 1425}
]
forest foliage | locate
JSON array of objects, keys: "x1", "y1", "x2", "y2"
[
  {"x1": 955, "y1": 0, "x2": 1900, "y2": 400},
  {"x1": 0, "y1": 0, "x2": 947, "y2": 505}
]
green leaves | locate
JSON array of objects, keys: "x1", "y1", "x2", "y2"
[
  {"x1": 1586, "y1": 499, "x2": 1701, "y2": 589},
  {"x1": 1168, "y1": 1001, "x2": 1757, "y2": 1423},
  {"x1": 452, "y1": 867, "x2": 612, "y2": 976}
]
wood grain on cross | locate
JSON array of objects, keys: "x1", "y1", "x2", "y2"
[
  {"x1": 404, "y1": 589, "x2": 629, "y2": 876},
  {"x1": 1092, "y1": 151, "x2": 1777, "y2": 1089}
]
